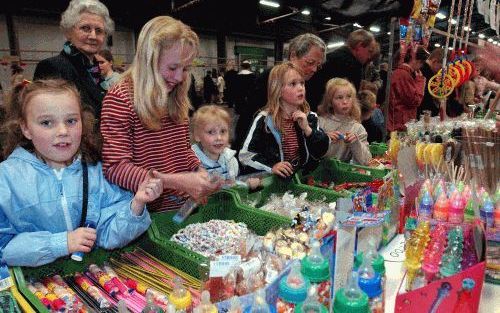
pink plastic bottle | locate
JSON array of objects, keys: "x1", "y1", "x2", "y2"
[
  {"x1": 448, "y1": 191, "x2": 465, "y2": 223},
  {"x1": 433, "y1": 193, "x2": 449, "y2": 222}
]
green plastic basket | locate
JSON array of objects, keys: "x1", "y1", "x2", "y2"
[
  {"x1": 12, "y1": 240, "x2": 143, "y2": 313},
  {"x1": 332, "y1": 159, "x2": 391, "y2": 180},
  {"x1": 230, "y1": 174, "x2": 343, "y2": 209},
  {"x1": 369, "y1": 143, "x2": 388, "y2": 157},
  {"x1": 146, "y1": 190, "x2": 291, "y2": 279}
]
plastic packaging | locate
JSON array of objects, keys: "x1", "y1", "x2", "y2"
[
  {"x1": 168, "y1": 277, "x2": 192, "y2": 312},
  {"x1": 422, "y1": 224, "x2": 447, "y2": 283},
  {"x1": 463, "y1": 198, "x2": 476, "y2": 223},
  {"x1": 404, "y1": 221, "x2": 430, "y2": 290},
  {"x1": 333, "y1": 271, "x2": 369, "y2": 313},
  {"x1": 418, "y1": 190, "x2": 433, "y2": 219},
  {"x1": 249, "y1": 288, "x2": 271, "y2": 313},
  {"x1": 300, "y1": 241, "x2": 330, "y2": 307},
  {"x1": 71, "y1": 221, "x2": 96, "y2": 261},
  {"x1": 88, "y1": 264, "x2": 119, "y2": 296},
  {"x1": 357, "y1": 253, "x2": 383, "y2": 313},
  {"x1": 195, "y1": 291, "x2": 217, "y2": 313},
  {"x1": 142, "y1": 292, "x2": 165, "y2": 313},
  {"x1": 440, "y1": 226, "x2": 464, "y2": 277},
  {"x1": 227, "y1": 296, "x2": 243, "y2": 313},
  {"x1": 293, "y1": 285, "x2": 328, "y2": 312},
  {"x1": 449, "y1": 191, "x2": 465, "y2": 223},
  {"x1": 480, "y1": 196, "x2": 494, "y2": 228},
  {"x1": 433, "y1": 194, "x2": 449, "y2": 221},
  {"x1": 277, "y1": 263, "x2": 309, "y2": 313}
]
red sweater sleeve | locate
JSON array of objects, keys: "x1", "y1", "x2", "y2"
[
  {"x1": 392, "y1": 70, "x2": 426, "y2": 109},
  {"x1": 100, "y1": 87, "x2": 148, "y2": 192}
]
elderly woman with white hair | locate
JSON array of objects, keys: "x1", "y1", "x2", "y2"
[{"x1": 34, "y1": 0, "x2": 114, "y2": 120}]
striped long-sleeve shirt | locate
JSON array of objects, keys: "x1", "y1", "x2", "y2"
[{"x1": 100, "y1": 80, "x2": 200, "y2": 212}]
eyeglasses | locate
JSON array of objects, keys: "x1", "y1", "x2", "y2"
[{"x1": 76, "y1": 25, "x2": 105, "y2": 37}]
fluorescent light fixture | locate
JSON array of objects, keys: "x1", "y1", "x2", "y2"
[
  {"x1": 369, "y1": 26, "x2": 380, "y2": 33},
  {"x1": 487, "y1": 38, "x2": 493, "y2": 42},
  {"x1": 434, "y1": 43, "x2": 441, "y2": 47},
  {"x1": 259, "y1": 0, "x2": 280, "y2": 8},
  {"x1": 301, "y1": 9, "x2": 310, "y2": 15},
  {"x1": 327, "y1": 41, "x2": 345, "y2": 49},
  {"x1": 436, "y1": 12, "x2": 446, "y2": 19},
  {"x1": 353, "y1": 23, "x2": 362, "y2": 28},
  {"x1": 325, "y1": 16, "x2": 331, "y2": 21},
  {"x1": 479, "y1": 34, "x2": 485, "y2": 39},
  {"x1": 451, "y1": 19, "x2": 457, "y2": 25}
]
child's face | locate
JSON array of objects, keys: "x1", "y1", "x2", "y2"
[
  {"x1": 281, "y1": 69, "x2": 305, "y2": 109},
  {"x1": 331, "y1": 86, "x2": 353, "y2": 116},
  {"x1": 20, "y1": 92, "x2": 82, "y2": 169},
  {"x1": 195, "y1": 119, "x2": 229, "y2": 161}
]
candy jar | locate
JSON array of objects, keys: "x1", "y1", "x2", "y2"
[
  {"x1": 449, "y1": 191, "x2": 465, "y2": 223},
  {"x1": 294, "y1": 286, "x2": 327, "y2": 313},
  {"x1": 333, "y1": 271, "x2": 369, "y2": 313},
  {"x1": 358, "y1": 254, "x2": 383, "y2": 313},
  {"x1": 300, "y1": 241, "x2": 330, "y2": 307},
  {"x1": 433, "y1": 193, "x2": 449, "y2": 221},
  {"x1": 276, "y1": 263, "x2": 309, "y2": 313},
  {"x1": 168, "y1": 277, "x2": 192, "y2": 313}
]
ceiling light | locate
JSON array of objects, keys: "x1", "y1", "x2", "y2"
[
  {"x1": 451, "y1": 19, "x2": 457, "y2": 25},
  {"x1": 259, "y1": 0, "x2": 280, "y2": 8},
  {"x1": 479, "y1": 34, "x2": 485, "y2": 39},
  {"x1": 494, "y1": 41, "x2": 499, "y2": 45},
  {"x1": 471, "y1": 31, "x2": 476, "y2": 35},
  {"x1": 487, "y1": 38, "x2": 493, "y2": 42},
  {"x1": 436, "y1": 12, "x2": 446, "y2": 19},
  {"x1": 327, "y1": 41, "x2": 345, "y2": 49},
  {"x1": 301, "y1": 9, "x2": 310, "y2": 15},
  {"x1": 325, "y1": 16, "x2": 331, "y2": 21},
  {"x1": 464, "y1": 26, "x2": 471, "y2": 31},
  {"x1": 369, "y1": 26, "x2": 380, "y2": 33},
  {"x1": 353, "y1": 23, "x2": 362, "y2": 28},
  {"x1": 434, "y1": 43, "x2": 441, "y2": 47},
  {"x1": 387, "y1": 32, "x2": 391, "y2": 35},
  {"x1": 448, "y1": 47, "x2": 453, "y2": 50}
]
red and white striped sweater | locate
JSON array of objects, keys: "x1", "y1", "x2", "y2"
[{"x1": 100, "y1": 80, "x2": 200, "y2": 212}]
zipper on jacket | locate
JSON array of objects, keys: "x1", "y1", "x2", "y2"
[{"x1": 53, "y1": 168, "x2": 74, "y2": 231}]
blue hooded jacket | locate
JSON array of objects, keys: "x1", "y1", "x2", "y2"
[{"x1": 0, "y1": 147, "x2": 151, "y2": 267}]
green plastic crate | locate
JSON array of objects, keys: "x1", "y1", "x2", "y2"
[
  {"x1": 12, "y1": 240, "x2": 143, "y2": 313},
  {"x1": 146, "y1": 190, "x2": 291, "y2": 279},
  {"x1": 333, "y1": 159, "x2": 391, "y2": 180},
  {"x1": 230, "y1": 174, "x2": 342, "y2": 209},
  {"x1": 369, "y1": 143, "x2": 388, "y2": 157}
]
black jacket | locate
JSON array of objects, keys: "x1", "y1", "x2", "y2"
[
  {"x1": 239, "y1": 111, "x2": 329, "y2": 173},
  {"x1": 34, "y1": 47, "x2": 105, "y2": 119},
  {"x1": 417, "y1": 62, "x2": 439, "y2": 117},
  {"x1": 307, "y1": 46, "x2": 364, "y2": 109}
]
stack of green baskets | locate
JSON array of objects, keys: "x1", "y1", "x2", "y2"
[
  {"x1": 369, "y1": 142, "x2": 388, "y2": 157},
  {"x1": 332, "y1": 159, "x2": 391, "y2": 180},
  {"x1": 145, "y1": 190, "x2": 291, "y2": 279},
  {"x1": 230, "y1": 174, "x2": 343, "y2": 210}
]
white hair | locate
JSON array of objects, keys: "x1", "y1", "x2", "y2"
[{"x1": 60, "y1": 0, "x2": 115, "y2": 34}]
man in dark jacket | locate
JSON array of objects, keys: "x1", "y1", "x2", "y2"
[
  {"x1": 232, "y1": 60, "x2": 257, "y2": 151},
  {"x1": 308, "y1": 29, "x2": 377, "y2": 109},
  {"x1": 417, "y1": 48, "x2": 444, "y2": 117}
]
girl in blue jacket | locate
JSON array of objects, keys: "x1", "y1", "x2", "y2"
[
  {"x1": 0, "y1": 79, "x2": 163, "y2": 267},
  {"x1": 239, "y1": 62, "x2": 329, "y2": 177}
]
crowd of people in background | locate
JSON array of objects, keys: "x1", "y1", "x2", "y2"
[{"x1": 0, "y1": 0, "x2": 499, "y2": 267}]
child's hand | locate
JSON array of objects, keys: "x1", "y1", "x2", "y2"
[
  {"x1": 132, "y1": 171, "x2": 164, "y2": 214},
  {"x1": 153, "y1": 169, "x2": 222, "y2": 202},
  {"x1": 344, "y1": 132, "x2": 358, "y2": 144},
  {"x1": 292, "y1": 111, "x2": 312, "y2": 136},
  {"x1": 272, "y1": 161, "x2": 294, "y2": 177},
  {"x1": 327, "y1": 131, "x2": 344, "y2": 143},
  {"x1": 67, "y1": 227, "x2": 97, "y2": 254}
]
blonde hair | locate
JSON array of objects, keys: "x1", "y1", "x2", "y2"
[
  {"x1": 191, "y1": 105, "x2": 232, "y2": 138},
  {"x1": 1, "y1": 79, "x2": 101, "y2": 163},
  {"x1": 123, "y1": 16, "x2": 199, "y2": 130},
  {"x1": 358, "y1": 90, "x2": 377, "y2": 115},
  {"x1": 265, "y1": 62, "x2": 310, "y2": 131},
  {"x1": 318, "y1": 78, "x2": 361, "y2": 122}
]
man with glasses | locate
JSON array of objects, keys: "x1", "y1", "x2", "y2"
[
  {"x1": 308, "y1": 29, "x2": 378, "y2": 109},
  {"x1": 232, "y1": 33, "x2": 326, "y2": 153},
  {"x1": 34, "y1": 0, "x2": 114, "y2": 121}
]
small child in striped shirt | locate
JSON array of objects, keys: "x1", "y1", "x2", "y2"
[{"x1": 239, "y1": 62, "x2": 329, "y2": 177}]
